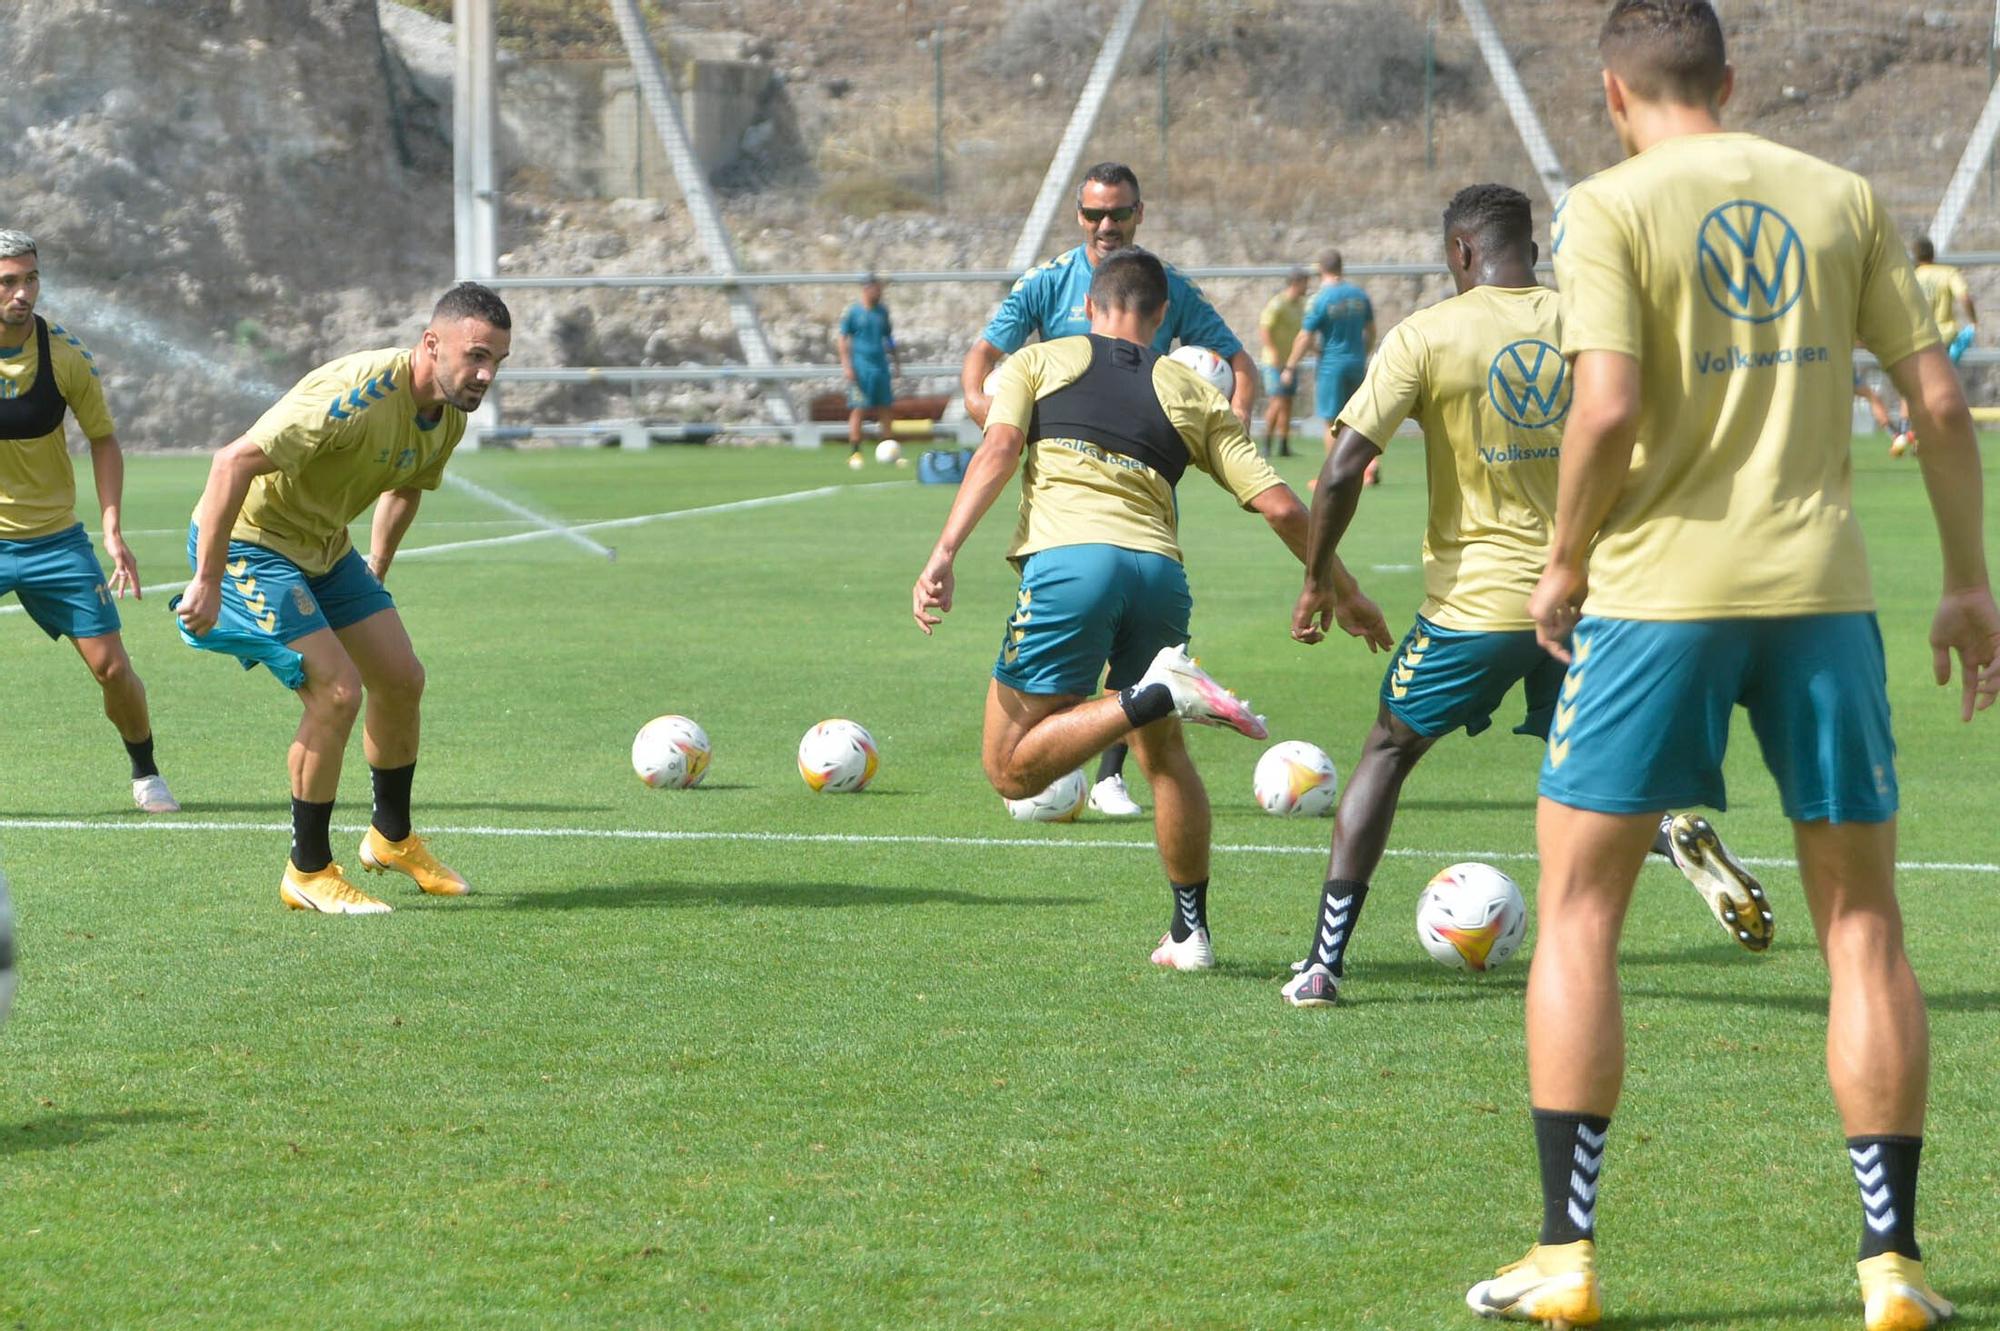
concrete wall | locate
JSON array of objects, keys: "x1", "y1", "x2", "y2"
[{"x1": 602, "y1": 52, "x2": 776, "y2": 196}]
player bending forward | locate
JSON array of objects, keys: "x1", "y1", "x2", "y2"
[
  {"x1": 175, "y1": 284, "x2": 512, "y2": 915},
  {"x1": 915, "y1": 247, "x2": 1322, "y2": 970},
  {"x1": 1281, "y1": 184, "x2": 1770, "y2": 1010}
]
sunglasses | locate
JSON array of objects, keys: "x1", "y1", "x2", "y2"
[{"x1": 1079, "y1": 206, "x2": 1137, "y2": 224}]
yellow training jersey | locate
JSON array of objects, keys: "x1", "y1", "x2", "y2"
[
  {"x1": 0, "y1": 319, "x2": 116, "y2": 540},
  {"x1": 1338, "y1": 286, "x2": 1565, "y2": 632},
  {"x1": 1914, "y1": 262, "x2": 1968, "y2": 342},
  {"x1": 985, "y1": 334, "x2": 1284, "y2": 565},
  {"x1": 1259, "y1": 293, "x2": 1305, "y2": 367},
  {"x1": 1554, "y1": 132, "x2": 1936, "y2": 620},
  {"x1": 228, "y1": 349, "x2": 465, "y2": 575}
]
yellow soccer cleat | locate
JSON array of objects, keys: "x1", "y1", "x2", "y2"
[
  {"x1": 1860, "y1": 1253, "x2": 1954, "y2": 1331},
  {"x1": 358, "y1": 828, "x2": 471, "y2": 897},
  {"x1": 1466, "y1": 1241, "x2": 1602, "y2": 1327},
  {"x1": 280, "y1": 861, "x2": 391, "y2": 915}
]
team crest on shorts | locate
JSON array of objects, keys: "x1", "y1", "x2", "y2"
[{"x1": 293, "y1": 585, "x2": 316, "y2": 616}]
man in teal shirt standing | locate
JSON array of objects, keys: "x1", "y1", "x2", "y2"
[
  {"x1": 1285, "y1": 250, "x2": 1378, "y2": 483},
  {"x1": 838, "y1": 273, "x2": 900, "y2": 468}
]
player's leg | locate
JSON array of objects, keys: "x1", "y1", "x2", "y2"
[
  {"x1": 1127, "y1": 714, "x2": 1215, "y2": 971},
  {"x1": 71, "y1": 632, "x2": 179, "y2": 813},
  {"x1": 980, "y1": 680, "x2": 1134, "y2": 798},
  {"x1": 846, "y1": 405, "x2": 865, "y2": 466},
  {"x1": 278, "y1": 625, "x2": 390, "y2": 914}
]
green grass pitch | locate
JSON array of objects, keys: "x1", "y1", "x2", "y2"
[{"x1": 1, "y1": 441, "x2": 1996, "y2": 1328}]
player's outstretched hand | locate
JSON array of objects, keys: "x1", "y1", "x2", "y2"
[
  {"x1": 1929, "y1": 586, "x2": 2000, "y2": 721},
  {"x1": 1290, "y1": 582, "x2": 1334, "y2": 644},
  {"x1": 104, "y1": 530, "x2": 141, "y2": 600},
  {"x1": 1528, "y1": 562, "x2": 1588, "y2": 663},
  {"x1": 1334, "y1": 585, "x2": 1394, "y2": 652},
  {"x1": 176, "y1": 578, "x2": 221, "y2": 637},
  {"x1": 912, "y1": 556, "x2": 954, "y2": 636}
]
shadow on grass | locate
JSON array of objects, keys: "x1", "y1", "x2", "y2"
[
  {"x1": 1628, "y1": 984, "x2": 2000, "y2": 1016},
  {"x1": 1208, "y1": 956, "x2": 1527, "y2": 999},
  {"x1": 496, "y1": 879, "x2": 1092, "y2": 911},
  {"x1": 4, "y1": 799, "x2": 614, "y2": 818},
  {"x1": 0, "y1": 1109, "x2": 192, "y2": 1156},
  {"x1": 1609, "y1": 1282, "x2": 2000, "y2": 1328},
  {"x1": 1399, "y1": 796, "x2": 1540, "y2": 814}
]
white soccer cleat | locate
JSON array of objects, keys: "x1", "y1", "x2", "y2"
[
  {"x1": 1137, "y1": 645, "x2": 1268, "y2": 740},
  {"x1": 1087, "y1": 774, "x2": 1144, "y2": 817},
  {"x1": 1150, "y1": 929, "x2": 1214, "y2": 972},
  {"x1": 1859, "y1": 1253, "x2": 1954, "y2": 1331},
  {"x1": 1889, "y1": 431, "x2": 1918, "y2": 458},
  {"x1": 1281, "y1": 962, "x2": 1340, "y2": 1007},
  {"x1": 131, "y1": 775, "x2": 180, "y2": 814},
  {"x1": 1667, "y1": 814, "x2": 1772, "y2": 951}
]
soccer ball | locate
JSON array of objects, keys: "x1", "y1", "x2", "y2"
[
  {"x1": 1415, "y1": 862, "x2": 1527, "y2": 972},
  {"x1": 1252, "y1": 740, "x2": 1339, "y2": 816},
  {"x1": 1004, "y1": 769, "x2": 1089, "y2": 822},
  {"x1": 798, "y1": 719, "x2": 879, "y2": 793},
  {"x1": 0, "y1": 867, "x2": 15, "y2": 1029},
  {"x1": 1169, "y1": 344, "x2": 1235, "y2": 402},
  {"x1": 875, "y1": 438, "x2": 903, "y2": 465},
  {"x1": 631, "y1": 714, "x2": 712, "y2": 789}
]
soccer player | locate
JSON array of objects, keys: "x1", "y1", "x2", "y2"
[
  {"x1": 1257, "y1": 268, "x2": 1310, "y2": 457},
  {"x1": 959, "y1": 162, "x2": 1256, "y2": 818},
  {"x1": 175, "y1": 283, "x2": 513, "y2": 915},
  {"x1": 1283, "y1": 250, "x2": 1379, "y2": 485},
  {"x1": 916, "y1": 248, "x2": 1329, "y2": 972},
  {"x1": 1465, "y1": 6, "x2": 2000, "y2": 1327},
  {"x1": 838, "y1": 272, "x2": 900, "y2": 468},
  {"x1": 0, "y1": 229, "x2": 179, "y2": 814},
  {"x1": 1893, "y1": 237, "x2": 1978, "y2": 456},
  {"x1": 1281, "y1": 185, "x2": 1770, "y2": 1010}
]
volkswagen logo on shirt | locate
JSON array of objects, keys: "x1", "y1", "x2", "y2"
[
  {"x1": 1697, "y1": 201, "x2": 1806, "y2": 323},
  {"x1": 1488, "y1": 339, "x2": 1572, "y2": 429}
]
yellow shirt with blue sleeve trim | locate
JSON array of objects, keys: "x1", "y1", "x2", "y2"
[
  {"x1": 1338, "y1": 286, "x2": 1565, "y2": 632},
  {"x1": 228, "y1": 349, "x2": 464, "y2": 575},
  {"x1": 1554, "y1": 132, "x2": 1937, "y2": 621},
  {"x1": 0, "y1": 320, "x2": 116, "y2": 539},
  {"x1": 985, "y1": 335, "x2": 1284, "y2": 565},
  {"x1": 1913, "y1": 262, "x2": 1968, "y2": 342},
  {"x1": 1259, "y1": 293, "x2": 1304, "y2": 368}
]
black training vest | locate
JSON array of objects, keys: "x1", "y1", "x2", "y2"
[
  {"x1": 0, "y1": 317, "x2": 70, "y2": 441},
  {"x1": 1027, "y1": 335, "x2": 1188, "y2": 485}
]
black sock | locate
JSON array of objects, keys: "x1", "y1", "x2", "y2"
[
  {"x1": 1118, "y1": 683, "x2": 1173, "y2": 729},
  {"x1": 370, "y1": 762, "x2": 416, "y2": 843},
  {"x1": 1649, "y1": 812, "x2": 1674, "y2": 859},
  {"x1": 1096, "y1": 742, "x2": 1130, "y2": 783},
  {"x1": 1307, "y1": 878, "x2": 1369, "y2": 976},
  {"x1": 1533, "y1": 1108, "x2": 1610, "y2": 1245},
  {"x1": 1170, "y1": 878, "x2": 1208, "y2": 942},
  {"x1": 124, "y1": 734, "x2": 159, "y2": 780},
  {"x1": 291, "y1": 798, "x2": 335, "y2": 873},
  {"x1": 1849, "y1": 1135, "x2": 1923, "y2": 1261}
]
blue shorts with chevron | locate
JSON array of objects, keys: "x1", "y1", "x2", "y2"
[
  {"x1": 1537, "y1": 613, "x2": 1898, "y2": 823},
  {"x1": 177, "y1": 524, "x2": 394, "y2": 689},
  {"x1": 992, "y1": 543, "x2": 1191, "y2": 697},
  {"x1": 1380, "y1": 615, "x2": 1565, "y2": 740},
  {"x1": 0, "y1": 523, "x2": 121, "y2": 641}
]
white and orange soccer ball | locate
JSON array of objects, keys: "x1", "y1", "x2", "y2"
[
  {"x1": 798, "y1": 719, "x2": 879, "y2": 793},
  {"x1": 1168, "y1": 344, "x2": 1235, "y2": 401},
  {"x1": 1415, "y1": 862, "x2": 1527, "y2": 972},
  {"x1": 1252, "y1": 740, "x2": 1339, "y2": 817},
  {"x1": 631, "y1": 714, "x2": 712, "y2": 789},
  {"x1": 1004, "y1": 769, "x2": 1089, "y2": 823}
]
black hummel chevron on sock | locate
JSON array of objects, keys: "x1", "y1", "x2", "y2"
[
  {"x1": 124, "y1": 734, "x2": 159, "y2": 780},
  {"x1": 1169, "y1": 878, "x2": 1208, "y2": 942},
  {"x1": 1096, "y1": 741, "x2": 1130, "y2": 783},
  {"x1": 1307, "y1": 878, "x2": 1369, "y2": 976},
  {"x1": 370, "y1": 762, "x2": 416, "y2": 842},
  {"x1": 291, "y1": 797, "x2": 335, "y2": 873},
  {"x1": 1849, "y1": 1134, "x2": 1923, "y2": 1261},
  {"x1": 1534, "y1": 1108, "x2": 1610, "y2": 1245},
  {"x1": 1118, "y1": 683, "x2": 1173, "y2": 729}
]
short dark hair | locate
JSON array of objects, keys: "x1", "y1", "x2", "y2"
[
  {"x1": 1076, "y1": 162, "x2": 1142, "y2": 205},
  {"x1": 1088, "y1": 247, "x2": 1169, "y2": 321},
  {"x1": 1319, "y1": 249, "x2": 1344, "y2": 275},
  {"x1": 432, "y1": 281, "x2": 512, "y2": 331},
  {"x1": 1442, "y1": 184, "x2": 1535, "y2": 256},
  {"x1": 1600, "y1": 0, "x2": 1726, "y2": 105},
  {"x1": 1913, "y1": 236, "x2": 1937, "y2": 264}
]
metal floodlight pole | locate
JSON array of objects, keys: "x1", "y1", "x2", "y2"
[
  {"x1": 454, "y1": 0, "x2": 501, "y2": 440},
  {"x1": 1931, "y1": 77, "x2": 2000, "y2": 255}
]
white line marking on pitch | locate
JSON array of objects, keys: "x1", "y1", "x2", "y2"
[
  {"x1": 0, "y1": 817, "x2": 1992, "y2": 875},
  {"x1": 443, "y1": 474, "x2": 617, "y2": 561}
]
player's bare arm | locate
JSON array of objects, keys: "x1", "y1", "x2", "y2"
[
  {"x1": 86, "y1": 431, "x2": 139, "y2": 598},
  {"x1": 960, "y1": 338, "x2": 1005, "y2": 428},
  {"x1": 1227, "y1": 349, "x2": 1257, "y2": 425},
  {"x1": 912, "y1": 422, "x2": 1025, "y2": 634},
  {"x1": 177, "y1": 436, "x2": 277, "y2": 636},
  {"x1": 1528, "y1": 350, "x2": 1642, "y2": 662},
  {"x1": 1292, "y1": 424, "x2": 1392, "y2": 650},
  {"x1": 1884, "y1": 343, "x2": 2000, "y2": 719},
  {"x1": 369, "y1": 487, "x2": 424, "y2": 583}
]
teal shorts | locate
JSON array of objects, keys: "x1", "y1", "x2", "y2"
[
  {"x1": 1382, "y1": 616, "x2": 1566, "y2": 740},
  {"x1": 0, "y1": 523, "x2": 120, "y2": 640},
  {"x1": 175, "y1": 524, "x2": 394, "y2": 690},
  {"x1": 1317, "y1": 359, "x2": 1366, "y2": 420},
  {"x1": 846, "y1": 365, "x2": 894, "y2": 410},
  {"x1": 1260, "y1": 364, "x2": 1295, "y2": 399},
  {"x1": 993, "y1": 544, "x2": 1191, "y2": 697},
  {"x1": 1948, "y1": 326, "x2": 1975, "y2": 364},
  {"x1": 1539, "y1": 613, "x2": 1898, "y2": 823}
]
